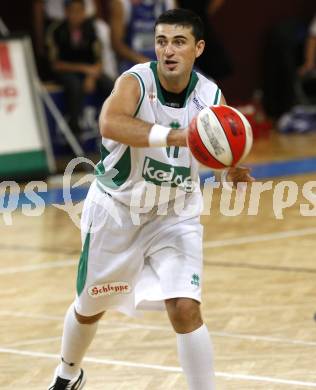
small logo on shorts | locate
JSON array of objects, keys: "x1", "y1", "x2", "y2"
[
  {"x1": 191, "y1": 274, "x2": 200, "y2": 287},
  {"x1": 88, "y1": 282, "x2": 131, "y2": 298}
]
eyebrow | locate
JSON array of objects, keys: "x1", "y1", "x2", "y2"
[{"x1": 155, "y1": 35, "x2": 188, "y2": 40}]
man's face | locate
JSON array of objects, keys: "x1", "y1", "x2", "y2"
[
  {"x1": 66, "y1": 2, "x2": 86, "y2": 27},
  {"x1": 155, "y1": 23, "x2": 205, "y2": 79}
]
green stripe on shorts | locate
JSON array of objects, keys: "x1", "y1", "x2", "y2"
[{"x1": 76, "y1": 228, "x2": 91, "y2": 296}]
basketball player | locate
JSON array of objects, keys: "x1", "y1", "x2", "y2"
[{"x1": 48, "y1": 8, "x2": 253, "y2": 390}]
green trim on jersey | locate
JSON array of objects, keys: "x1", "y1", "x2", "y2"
[
  {"x1": 111, "y1": 147, "x2": 131, "y2": 186},
  {"x1": 76, "y1": 228, "x2": 91, "y2": 296},
  {"x1": 94, "y1": 71, "x2": 141, "y2": 189},
  {"x1": 95, "y1": 144, "x2": 110, "y2": 175},
  {"x1": 213, "y1": 88, "x2": 221, "y2": 105},
  {"x1": 127, "y1": 71, "x2": 145, "y2": 116},
  {"x1": 95, "y1": 144, "x2": 131, "y2": 187},
  {"x1": 185, "y1": 71, "x2": 199, "y2": 104},
  {"x1": 150, "y1": 61, "x2": 198, "y2": 107},
  {"x1": 150, "y1": 61, "x2": 164, "y2": 103}
]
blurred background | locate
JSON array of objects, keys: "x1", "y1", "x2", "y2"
[
  {"x1": 1, "y1": 0, "x2": 316, "y2": 179},
  {"x1": 2, "y1": 3, "x2": 316, "y2": 389}
]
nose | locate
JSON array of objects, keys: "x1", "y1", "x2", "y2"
[{"x1": 164, "y1": 42, "x2": 175, "y2": 57}]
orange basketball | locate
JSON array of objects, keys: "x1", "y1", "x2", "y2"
[{"x1": 187, "y1": 105, "x2": 253, "y2": 169}]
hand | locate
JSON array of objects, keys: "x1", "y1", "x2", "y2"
[
  {"x1": 83, "y1": 75, "x2": 97, "y2": 93},
  {"x1": 166, "y1": 127, "x2": 188, "y2": 147},
  {"x1": 225, "y1": 166, "x2": 254, "y2": 188},
  {"x1": 82, "y1": 64, "x2": 102, "y2": 77}
]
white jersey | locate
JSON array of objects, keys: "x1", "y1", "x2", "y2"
[{"x1": 95, "y1": 61, "x2": 221, "y2": 207}]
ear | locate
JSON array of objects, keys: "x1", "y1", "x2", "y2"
[{"x1": 195, "y1": 40, "x2": 205, "y2": 59}]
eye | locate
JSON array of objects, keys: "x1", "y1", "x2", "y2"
[
  {"x1": 175, "y1": 39, "x2": 185, "y2": 46},
  {"x1": 156, "y1": 38, "x2": 166, "y2": 46}
]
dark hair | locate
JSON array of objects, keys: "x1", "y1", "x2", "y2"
[{"x1": 155, "y1": 8, "x2": 204, "y2": 42}]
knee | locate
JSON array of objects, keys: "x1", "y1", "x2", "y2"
[
  {"x1": 166, "y1": 298, "x2": 203, "y2": 333},
  {"x1": 75, "y1": 309, "x2": 104, "y2": 324}
]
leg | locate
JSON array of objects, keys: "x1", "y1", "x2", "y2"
[
  {"x1": 57, "y1": 73, "x2": 84, "y2": 134},
  {"x1": 262, "y1": 19, "x2": 305, "y2": 118},
  {"x1": 58, "y1": 303, "x2": 104, "y2": 380},
  {"x1": 165, "y1": 297, "x2": 203, "y2": 333},
  {"x1": 165, "y1": 298, "x2": 215, "y2": 390},
  {"x1": 49, "y1": 186, "x2": 142, "y2": 389}
]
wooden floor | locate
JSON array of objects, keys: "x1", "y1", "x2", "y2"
[{"x1": 1, "y1": 131, "x2": 316, "y2": 389}]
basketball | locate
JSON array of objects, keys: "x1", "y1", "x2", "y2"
[{"x1": 187, "y1": 105, "x2": 253, "y2": 169}]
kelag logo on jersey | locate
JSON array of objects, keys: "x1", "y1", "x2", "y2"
[{"x1": 142, "y1": 156, "x2": 193, "y2": 192}]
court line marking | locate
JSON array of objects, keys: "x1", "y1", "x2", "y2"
[
  {"x1": 204, "y1": 259, "x2": 316, "y2": 274},
  {"x1": 1, "y1": 227, "x2": 316, "y2": 276},
  {"x1": 1, "y1": 255, "x2": 315, "y2": 276},
  {"x1": 106, "y1": 322, "x2": 316, "y2": 348},
  {"x1": 2, "y1": 311, "x2": 316, "y2": 348},
  {"x1": 203, "y1": 227, "x2": 316, "y2": 248},
  {"x1": 0, "y1": 346, "x2": 316, "y2": 387},
  {"x1": 7, "y1": 328, "x2": 127, "y2": 347},
  {"x1": 0, "y1": 259, "x2": 77, "y2": 275},
  {"x1": 0, "y1": 311, "x2": 63, "y2": 321},
  {"x1": 8, "y1": 336, "x2": 62, "y2": 347},
  {"x1": 0, "y1": 243, "x2": 78, "y2": 255}
]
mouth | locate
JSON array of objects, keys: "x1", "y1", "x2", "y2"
[{"x1": 164, "y1": 60, "x2": 178, "y2": 70}]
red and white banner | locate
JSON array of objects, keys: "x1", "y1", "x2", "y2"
[{"x1": 0, "y1": 38, "x2": 43, "y2": 154}]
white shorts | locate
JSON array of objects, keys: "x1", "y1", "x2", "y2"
[{"x1": 74, "y1": 181, "x2": 204, "y2": 317}]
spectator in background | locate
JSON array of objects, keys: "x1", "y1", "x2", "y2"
[
  {"x1": 178, "y1": 0, "x2": 232, "y2": 81},
  {"x1": 297, "y1": 15, "x2": 316, "y2": 104},
  {"x1": 299, "y1": 15, "x2": 316, "y2": 76},
  {"x1": 47, "y1": 0, "x2": 113, "y2": 136},
  {"x1": 109, "y1": 0, "x2": 176, "y2": 73},
  {"x1": 262, "y1": 17, "x2": 314, "y2": 120},
  {"x1": 33, "y1": 0, "x2": 118, "y2": 80}
]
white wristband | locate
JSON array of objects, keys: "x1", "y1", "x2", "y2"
[{"x1": 148, "y1": 124, "x2": 171, "y2": 147}]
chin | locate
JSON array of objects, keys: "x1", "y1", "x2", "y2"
[{"x1": 164, "y1": 67, "x2": 182, "y2": 78}]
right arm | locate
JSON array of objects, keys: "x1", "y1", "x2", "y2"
[{"x1": 99, "y1": 74, "x2": 187, "y2": 147}]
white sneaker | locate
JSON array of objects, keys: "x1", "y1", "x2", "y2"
[{"x1": 47, "y1": 366, "x2": 86, "y2": 390}]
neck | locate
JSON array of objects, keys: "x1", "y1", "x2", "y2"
[{"x1": 157, "y1": 64, "x2": 191, "y2": 94}]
